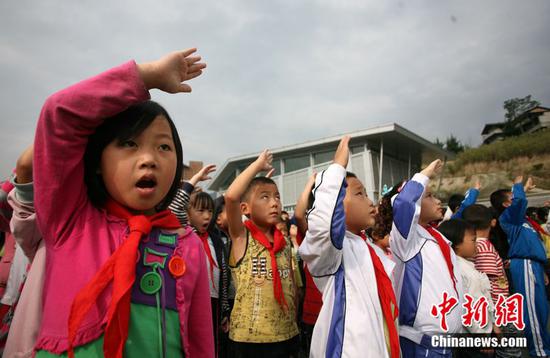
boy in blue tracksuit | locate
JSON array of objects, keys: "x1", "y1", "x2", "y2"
[{"x1": 496, "y1": 176, "x2": 550, "y2": 357}]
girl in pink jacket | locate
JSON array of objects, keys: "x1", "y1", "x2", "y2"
[{"x1": 33, "y1": 49, "x2": 212, "y2": 358}]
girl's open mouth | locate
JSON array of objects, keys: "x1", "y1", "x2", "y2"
[{"x1": 135, "y1": 177, "x2": 157, "y2": 196}]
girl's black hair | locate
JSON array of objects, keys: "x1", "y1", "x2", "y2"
[
  {"x1": 437, "y1": 219, "x2": 474, "y2": 248},
  {"x1": 189, "y1": 191, "x2": 215, "y2": 212},
  {"x1": 83, "y1": 100, "x2": 183, "y2": 210},
  {"x1": 376, "y1": 180, "x2": 407, "y2": 239},
  {"x1": 489, "y1": 207, "x2": 510, "y2": 260}
]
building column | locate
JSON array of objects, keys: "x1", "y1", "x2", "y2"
[
  {"x1": 378, "y1": 139, "x2": 384, "y2": 201},
  {"x1": 363, "y1": 143, "x2": 376, "y2": 200},
  {"x1": 408, "y1": 150, "x2": 412, "y2": 178}
]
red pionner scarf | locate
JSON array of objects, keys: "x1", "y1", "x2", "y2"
[
  {"x1": 67, "y1": 199, "x2": 181, "y2": 358},
  {"x1": 199, "y1": 232, "x2": 218, "y2": 288},
  {"x1": 244, "y1": 220, "x2": 288, "y2": 311},
  {"x1": 425, "y1": 225, "x2": 458, "y2": 296},
  {"x1": 526, "y1": 217, "x2": 549, "y2": 237},
  {"x1": 360, "y1": 232, "x2": 400, "y2": 358}
]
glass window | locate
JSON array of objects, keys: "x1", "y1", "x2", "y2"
[
  {"x1": 284, "y1": 154, "x2": 310, "y2": 173},
  {"x1": 313, "y1": 150, "x2": 335, "y2": 164},
  {"x1": 271, "y1": 160, "x2": 281, "y2": 176},
  {"x1": 219, "y1": 171, "x2": 236, "y2": 191},
  {"x1": 351, "y1": 145, "x2": 364, "y2": 154}
]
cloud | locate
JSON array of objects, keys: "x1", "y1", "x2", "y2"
[{"x1": 1, "y1": 0, "x2": 549, "y2": 177}]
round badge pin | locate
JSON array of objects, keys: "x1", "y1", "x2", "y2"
[
  {"x1": 140, "y1": 271, "x2": 162, "y2": 295},
  {"x1": 169, "y1": 255, "x2": 186, "y2": 278}
]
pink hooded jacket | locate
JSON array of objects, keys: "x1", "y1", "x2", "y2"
[{"x1": 33, "y1": 61, "x2": 213, "y2": 357}]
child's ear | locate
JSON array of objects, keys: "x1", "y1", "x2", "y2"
[
  {"x1": 490, "y1": 218, "x2": 497, "y2": 228},
  {"x1": 240, "y1": 202, "x2": 250, "y2": 217}
]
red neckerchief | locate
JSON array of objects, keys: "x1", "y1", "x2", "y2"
[
  {"x1": 425, "y1": 225, "x2": 458, "y2": 296},
  {"x1": 67, "y1": 199, "x2": 181, "y2": 358},
  {"x1": 199, "y1": 231, "x2": 218, "y2": 288},
  {"x1": 526, "y1": 217, "x2": 549, "y2": 237},
  {"x1": 360, "y1": 232, "x2": 400, "y2": 358},
  {"x1": 244, "y1": 220, "x2": 288, "y2": 311}
]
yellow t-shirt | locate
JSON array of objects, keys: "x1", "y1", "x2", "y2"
[{"x1": 229, "y1": 229, "x2": 299, "y2": 343}]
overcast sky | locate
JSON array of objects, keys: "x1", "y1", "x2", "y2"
[{"x1": 1, "y1": 0, "x2": 549, "y2": 177}]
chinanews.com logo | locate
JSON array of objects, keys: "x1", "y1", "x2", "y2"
[
  {"x1": 429, "y1": 291, "x2": 528, "y2": 349},
  {"x1": 431, "y1": 334, "x2": 527, "y2": 349}
]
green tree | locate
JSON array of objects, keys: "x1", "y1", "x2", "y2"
[
  {"x1": 445, "y1": 135, "x2": 464, "y2": 154},
  {"x1": 503, "y1": 95, "x2": 540, "y2": 135}
]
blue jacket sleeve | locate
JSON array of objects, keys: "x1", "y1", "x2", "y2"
[
  {"x1": 500, "y1": 183, "x2": 527, "y2": 227},
  {"x1": 451, "y1": 188, "x2": 479, "y2": 220}
]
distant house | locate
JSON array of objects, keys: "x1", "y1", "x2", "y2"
[
  {"x1": 482, "y1": 106, "x2": 550, "y2": 145},
  {"x1": 208, "y1": 123, "x2": 452, "y2": 212},
  {"x1": 182, "y1": 160, "x2": 203, "y2": 181}
]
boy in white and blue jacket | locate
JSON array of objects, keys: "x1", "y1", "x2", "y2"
[
  {"x1": 389, "y1": 159, "x2": 464, "y2": 358},
  {"x1": 299, "y1": 136, "x2": 399, "y2": 358}
]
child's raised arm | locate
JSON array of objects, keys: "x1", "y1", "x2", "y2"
[
  {"x1": 35, "y1": 49, "x2": 205, "y2": 247},
  {"x1": 169, "y1": 164, "x2": 216, "y2": 226},
  {"x1": 390, "y1": 159, "x2": 442, "y2": 261},
  {"x1": 9, "y1": 145, "x2": 41, "y2": 260},
  {"x1": 294, "y1": 172, "x2": 317, "y2": 237},
  {"x1": 500, "y1": 176, "x2": 530, "y2": 228},
  {"x1": 15, "y1": 145, "x2": 33, "y2": 185},
  {"x1": 451, "y1": 179, "x2": 481, "y2": 220},
  {"x1": 224, "y1": 150, "x2": 273, "y2": 259},
  {"x1": 299, "y1": 137, "x2": 349, "y2": 280}
]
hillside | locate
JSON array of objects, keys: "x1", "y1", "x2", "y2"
[{"x1": 429, "y1": 130, "x2": 550, "y2": 200}]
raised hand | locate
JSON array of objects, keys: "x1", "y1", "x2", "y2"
[
  {"x1": 254, "y1": 149, "x2": 273, "y2": 173},
  {"x1": 16, "y1": 144, "x2": 34, "y2": 184},
  {"x1": 306, "y1": 172, "x2": 317, "y2": 188},
  {"x1": 420, "y1": 159, "x2": 443, "y2": 179},
  {"x1": 138, "y1": 48, "x2": 207, "y2": 93},
  {"x1": 189, "y1": 164, "x2": 216, "y2": 187},
  {"x1": 265, "y1": 168, "x2": 275, "y2": 178},
  {"x1": 474, "y1": 178, "x2": 482, "y2": 190},
  {"x1": 524, "y1": 177, "x2": 536, "y2": 192},
  {"x1": 334, "y1": 136, "x2": 351, "y2": 168}
]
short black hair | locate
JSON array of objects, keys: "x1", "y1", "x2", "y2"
[
  {"x1": 241, "y1": 177, "x2": 278, "y2": 202},
  {"x1": 490, "y1": 189, "x2": 512, "y2": 215},
  {"x1": 437, "y1": 219, "x2": 474, "y2": 248},
  {"x1": 526, "y1": 207, "x2": 538, "y2": 220},
  {"x1": 83, "y1": 101, "x2": 183, "y2": 210},
  {"x1": 463, "y1": 204, "x2": 492, "y2": 231},
  {"x1": 213, "y1": 195, "x2": 226, "y2": 220},
  {"x1": 536, "y1": 207, "x2": 549, "y2": 223},
  {"x1": 448, "y1": 194, "x2": 465, "y2": 213},
  {"x1": 189, "y1": 191, "x2": 215, "y2": 212},
  {"x1": 345, "y1": 172, "x2": 357, "y2": 179}
]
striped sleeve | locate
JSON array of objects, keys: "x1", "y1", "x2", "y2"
[
  {"x1": 474, "y1": 241, "x2": 500, "y2": 277},
  {"x1": 168, "y1": 182, "x2": 195, "y2": 227}
]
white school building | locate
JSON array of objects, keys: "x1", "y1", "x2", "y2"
[{"x1": 208, "y1": 123, "x2": 452, "y2": 212}]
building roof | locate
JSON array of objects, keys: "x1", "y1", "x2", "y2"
[
  {"x1": 482, "y1": 105, "x2": 550, "y2": 135},
  {"x1": 481, "y1": 122, "x2": 505, "y2": 135},
  {"x1": 208, "y1": 123, "x2": 453, "y2": 191}
]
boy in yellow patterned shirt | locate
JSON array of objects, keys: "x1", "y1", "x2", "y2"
[{"x1": 224, "y1": 149, "x2": 299, "y2": 358}]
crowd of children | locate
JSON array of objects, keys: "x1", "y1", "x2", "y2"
[{"x1": 0, "y1": 48, "x2": 549, "y2": 358}]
